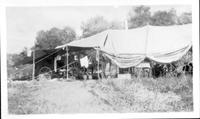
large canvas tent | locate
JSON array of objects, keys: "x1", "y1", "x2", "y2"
[{"x1": 56, "y1": 24, "x2": 192, "y2": 68}]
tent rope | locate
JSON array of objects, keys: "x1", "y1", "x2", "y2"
[
  {"x1": 10, "y1": 49, "x2": 62, "y2": 76},
  {"x1": 11, "y1": 48, "x2": 97, "y2": 80},
  {"x1": 35, "y1": 49, "x2": 61, "y2": 64}
]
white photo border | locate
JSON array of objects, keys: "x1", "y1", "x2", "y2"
[{"x1": 1, "y1": 0, "x2": 199, "y2": 119}]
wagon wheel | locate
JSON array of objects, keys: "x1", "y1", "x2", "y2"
[{"x1": 38, "y1": 66, "x2": 52, "y2": 80}]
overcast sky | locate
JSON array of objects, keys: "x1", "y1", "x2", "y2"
[{"x1": 6, "y1": 5, "x2": 191, "y2": 54}]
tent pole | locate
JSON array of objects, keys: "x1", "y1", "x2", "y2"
[
  {"x1": 66, "y1": 46, "x2": 69, "y2": 80},
  {"x1": 32, "y1": 48, "x2": 35, "y2": 80},
  {"x1": 97, "y1": 48, "x2": 100, "y2": 79},
  {"x1": 54, "y1": 56, "x2": 57, "y2": 72}
]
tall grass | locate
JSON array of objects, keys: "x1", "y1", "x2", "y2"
[
  {"x1": 8, "y1": 75, "x2": 193, "y2": 114},
  {"x1": 91, "y1": 75, "x2": 193, "y2": 112},
  {"x1": 8, "y1": 81, "x2": 61, "y2": 114}
]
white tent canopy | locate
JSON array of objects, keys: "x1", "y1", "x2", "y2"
[
  {"x1": 56, "y1": 30, "x2": 108, "y2": 49},
  {"x1": 56, "y1": 24, "x2": 192, "y2": 68}
]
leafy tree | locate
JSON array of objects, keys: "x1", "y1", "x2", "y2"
[
  {"x1": 81, "y1": 16, "x2": 109, "y2": 38},
  {"x1": 177, "y1": 12, "x2": 192, "y2": 25},
  {"x1": 150, "y1": 9, "x2": 178, "y2": 26},
  {"x1": 109, "y1": 21, "x2": 125, "y2": 30},
  {"x1": 35, "y1": 26, "x2": 76, "y2": 50},
  {"x1": 7, "y1": 49, "x2": 28, "y2": 68},
  {"x1": 128, "y1": 5, "x2": 151, "y2": 28},
  {"x1": 7, "y1": 52, "x2": 32, "y2": 80},
  {"x1": 128, "y1": 6, "x2": 180, "y2": 27},
  {"x1": 81, "y1": 16, "x2": 125, "y2": 38},
  {"x1": 20, "y1": 47, "x2": 28, "y2": 57}
]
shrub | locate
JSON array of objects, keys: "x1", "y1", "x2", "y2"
[{"x1": 8, "y1": 64, "x2": 32, "y2": 81}]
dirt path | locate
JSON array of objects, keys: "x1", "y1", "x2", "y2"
[{"x1": 33, "y1": 80, "x2": 115, "y2": 113}]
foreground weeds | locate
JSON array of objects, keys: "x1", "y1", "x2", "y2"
[
  {"x1": 8, "y1": 75, "x2": 193, "y2": 114},
  {"x1": 8, "y1": 80, "x2": 69, "y2": 114},
  {"x1": 8, "y1": 81, "x2": 41, "y2": 114},
  {"x1": 89, "y1": 75, "x2": 193, "y2": 112}
]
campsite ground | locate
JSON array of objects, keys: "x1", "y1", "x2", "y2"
[{"x1": 8, "y1": 76, "x2": 193, "y2": 114}]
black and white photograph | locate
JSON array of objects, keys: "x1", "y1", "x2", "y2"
[{"x1": 1, "y1": 0, "x2": 200, "y2": 118}]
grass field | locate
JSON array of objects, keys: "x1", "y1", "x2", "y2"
[{"x1": 8, "y1": 75, "x2": 193, "y2": 114}]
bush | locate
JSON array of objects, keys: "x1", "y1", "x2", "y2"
[{"x1": 8, "y1": 64, "x2": 32, "y2": 81}]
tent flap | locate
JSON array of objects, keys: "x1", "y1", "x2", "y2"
[
  {"x1": 147, "y1": 44, "x2": 191, "y2": 63},
  {"x1": 104, "y1": 53, "x2": 146, "y2": 68}
]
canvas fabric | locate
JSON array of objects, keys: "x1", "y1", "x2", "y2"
[
  {"x1": 57, "y1": 24, "x2": 192, "y2": 68},
  {"x1": 80, "y1": 56, "x2": 89, "y2": 68}
]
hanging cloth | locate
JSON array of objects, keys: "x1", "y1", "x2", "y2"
[{"x1": 80, "y1": 56, "x2": 89, "y2": 68}]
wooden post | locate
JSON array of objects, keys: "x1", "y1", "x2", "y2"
[
  {"x1": 54, "y1": 56, "x2": 57, "y2": 72},
  {"x1": 32, "y1": 48, "x2": 35, "y2": 80},
  {"x1": 66, "y1": 46, "x2": 69, "y2": 80},
  {"x1": 97, "y1": 48, "x2": 100, "y2": 79}
]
